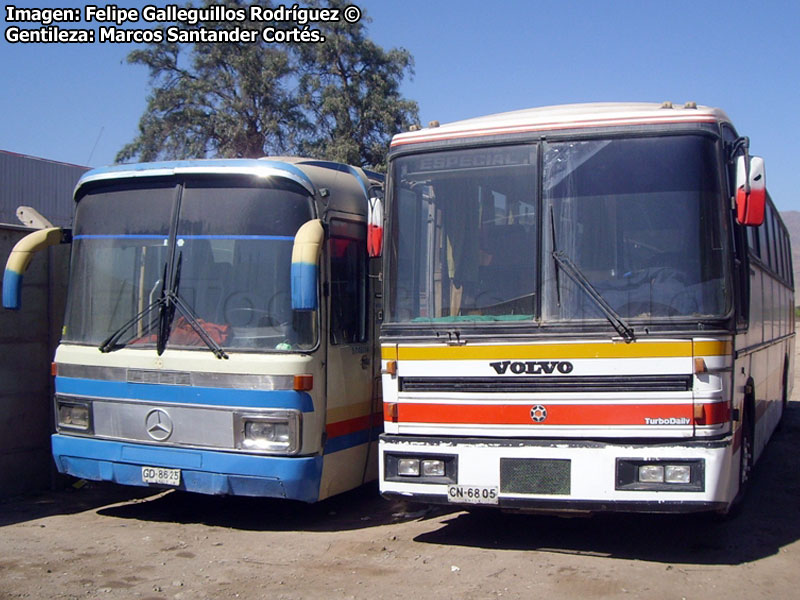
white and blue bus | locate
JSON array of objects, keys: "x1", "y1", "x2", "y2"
[{"x1": 4, "y1": 158, "x2": 383, "y2": 501}]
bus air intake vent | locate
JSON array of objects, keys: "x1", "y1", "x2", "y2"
[
  {"x1": 399, "y1": 375, "x2": 692, "y2": 394},
  {"x1": 500, "y1": 458, "x2": 571, "y2": 495}
]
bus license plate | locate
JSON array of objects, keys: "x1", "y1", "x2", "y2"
[
  {"x1": 447, "y1": 485, "x2": 499, "y2": 505},
  {"x1": 141, "y1": 466, "x2": 181, "y2": 486}
]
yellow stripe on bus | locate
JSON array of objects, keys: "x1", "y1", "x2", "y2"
[
  {"x1": 382, "y1": 339, "x2": 731, "y2": 361},
  {"x1": 693, "y1": 340, "x2": 732, "y2": 356},
  {"x1": 327, "y1": 401, "x2": 374, "y2": 424}
]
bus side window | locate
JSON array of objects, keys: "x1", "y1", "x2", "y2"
[
  {"x1": 329, "y1": 219, "x2": 367, "y2": 345},
  {"x1": 747, "y1": 226, "x2": 760, "y2": 258}
]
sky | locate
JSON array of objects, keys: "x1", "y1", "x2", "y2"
[{"x1": 2, "y1": 0, "x2": 799, "y2": 210}]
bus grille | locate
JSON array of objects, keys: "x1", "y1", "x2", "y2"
[
  {"x1": 500, "y1": 458, "x2": 571, "y2": 495},
  {"x1": 399, "y1": 375, "x2": 692, "y2": 394}
]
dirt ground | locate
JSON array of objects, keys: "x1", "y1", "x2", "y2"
[{"x1": 3, "y1": 366, "x2": 800, "y2": 600}]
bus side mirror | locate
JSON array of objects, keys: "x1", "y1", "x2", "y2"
[
  {"x1": 735, "y1": 155, "x2": 766, "y2": 226},
  {"x1": 367, "y1": 195, "x2": 383, "y2": 258},
  {"x1": 291, "y1": 219, "x2": 324, "y2": 311},
  {"x1": 3, "y1": 227, "x2": 68, "y2": 310}
]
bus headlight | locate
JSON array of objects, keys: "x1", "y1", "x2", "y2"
[
  {"x1": 56, "y1": 398, "x2": 92, "y2": 432},
  {"x1": 396, "y1": 458, "x2": 446, "y2": 477},
  {"x1": 664, "y1": 465, "x2": 692, "y2": 484},
  {"x1": 384, "y1": 453, "x2": 457, "y2": 483},
  {"x1": 422, "y1": 459, "x2": 446, "y2": 477},
  {"x1": 397, "y1": 458, "x2": 421, "y2": 476},
  {"x1": 638, "y1": 464, "x2": 693, "y2": 484},
  {"x1": 235, "y1": 411, "x2": 301, "y2": 454},
  {"x1": 616, "y1": 459, "x2": 704, "y2": 491},
  {"x1": 638, "y1": 465, "x2": 664, "y2": 483}
]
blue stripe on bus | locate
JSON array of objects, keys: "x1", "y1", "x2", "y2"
[
  {"x1": 55, "y1": 377, "x2": 314, "y2": 412},
  {"x1": 74, "y1": 235, "x2": 167, "y2": 240},
  {"x1": 73, "y1": 235, "x2": 294, "y2": 241},
  {"x1": 323, "y1": 428, "x2": 381, "y2": 455},
  {"x1": 178, "y1": 235, "x2": 294, "y2": 241}
]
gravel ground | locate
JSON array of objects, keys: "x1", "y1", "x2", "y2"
[{"x1": 2, "y1": 364, "x2": 799, "y2": 600}]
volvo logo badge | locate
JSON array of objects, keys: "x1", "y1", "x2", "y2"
[
  {"x1": 145, "y1": 408, "x2": 174, "y2": 441},
  {"x1": 530, "y1": 405, "x2": 548, "y2": 423}
]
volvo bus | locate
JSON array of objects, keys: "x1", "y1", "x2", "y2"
[
  {"x1": 4, "y1": 157, "x2": 383, "y2": 501},
  {"x1": 378, "y1": 102, "x2": 794, "y2": 514}
]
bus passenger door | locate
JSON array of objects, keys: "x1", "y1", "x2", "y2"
[{"x1": 320, "y1": 217, "x2": 376, "y2": 499}]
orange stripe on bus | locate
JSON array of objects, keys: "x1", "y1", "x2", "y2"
[
  {"x1": 383, "y1": 340, "x2": 732, "y2": 361},
  {"x1": 387, "y1": 341, "x2": 693, "y2": 361}
]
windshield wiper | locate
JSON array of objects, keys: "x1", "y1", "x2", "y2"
[
  {"x1": 100, "y1": 263, "x2": 168, "y2": 353},
  {"x1": 98, "y1": 296, "x2": 164, "y2": 353},
  {"x1": 159, "y1": 252, "x2": 229, "y2": 359},
  {"x1": 164, "y1": 292, "x2": 229, "y2": 359},
  {"x1": 101, "y1": 256, "x2": 229, "y2": 359},
  {"x1": 552, "y1": 250, "x2": 636, "y2": 343}
]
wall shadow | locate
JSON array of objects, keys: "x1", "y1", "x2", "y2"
[{"x1": 0, "y1": 482, "x2": 160, "y2": 527}]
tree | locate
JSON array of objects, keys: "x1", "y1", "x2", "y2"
[
  {"x1": 117, "y1": 0, "x2": 303, "y2": 162},
  {"x1": 296, "y1": 0, "x2": 418, "y2": 168},
  {"x1": 116, "y1": 0, "x2": 418, "y2": 169}
]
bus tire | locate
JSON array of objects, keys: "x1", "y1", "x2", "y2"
[
  {"x1": 732, "y1": 402, "x2": 755, "y2": 515},
  {"x1": 716, "y1": 395, "x2": 754, "y2": 519},
  {"x1": 738, "y1": 406, "x2": 754, "y2": 490},
  {"x1": 777, "y1": 358, "x2": 789, "y2": 431}
]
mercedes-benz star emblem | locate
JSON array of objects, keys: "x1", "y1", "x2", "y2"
[
  {"x1": 145, "y1": 408, "x2": 174, "y2": 441},
  {"x1": 530, "y1": 405, "x2": 548, "y2": 423}
]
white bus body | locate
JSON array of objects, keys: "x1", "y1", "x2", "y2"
[{"x1": 379, "y1": 103, "x2": 794, "y2": 514}]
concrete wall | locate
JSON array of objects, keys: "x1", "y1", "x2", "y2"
[{"x1": 0, "y1": 225, "x2": 69, "y2": 498}]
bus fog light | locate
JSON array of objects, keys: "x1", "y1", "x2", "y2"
[
  {"x1": 638, "y1": 465, "x2": 664, "y2": 483},
  {"x1": 421, "y1": 459, "x2": 445, "y2": 477},
  {"x1": 397, "y1": 458, "x2": 421, "y2": 476},
  {"x1": 665, "y1": 465, "x2": 691, "y2": 484},
  {"x1": 57, "y1": 400, "x2": 91, "y2": 430}
]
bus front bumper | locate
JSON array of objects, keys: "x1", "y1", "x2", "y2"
[
  {"x1": 52, "y1": 434, "x2": 323, "y2": 502},
  {"x1": 379, "y1": 434, "x2": 737, "y2": 514}
]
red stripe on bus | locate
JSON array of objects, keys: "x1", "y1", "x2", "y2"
[
  {"x1": 326, "y1": 412, "x2": 383, "y2": 439},
  {"x1": 391, "y1": 115, "x2": 718, "y2": 147},
  {"x1": 695, "y1": 402, "x2": 731, "y2": 426},
  {"x1": 392, "y1": 403, "x2": 699, "y2": 426}
]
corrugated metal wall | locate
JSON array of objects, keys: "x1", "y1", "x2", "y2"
[{"x1": 0, "y1": 150, "x2": 88, "y2": 227}]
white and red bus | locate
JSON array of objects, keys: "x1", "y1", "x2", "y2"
[{"x1": 378, "y1": 102, "x2": 793, "y2": 514}]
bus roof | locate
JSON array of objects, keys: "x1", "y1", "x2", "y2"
[
  {"x1": 390, "y1": 102, "x2": 732, "y2": 149},
  {"x1": 74, "y1": 157, "x2": 380, "y2": 218}
]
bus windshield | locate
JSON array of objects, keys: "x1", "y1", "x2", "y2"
[
  {"x1": 63, "y1": 177, "x2": 317, "y2": 351},
  {"x1": 388, "y1": 135, "x2": 730, "y2": 325}
]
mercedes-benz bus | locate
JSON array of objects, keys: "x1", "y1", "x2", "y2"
[{"x1": 4, "y1": 157, "x2": 382, "y2": 501}]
